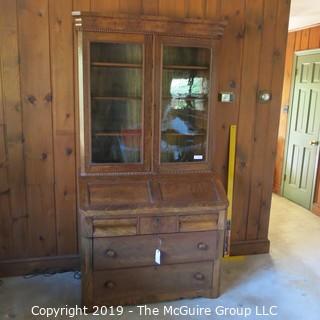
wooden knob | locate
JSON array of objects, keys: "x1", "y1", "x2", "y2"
[
  {"x1": 104, "y1": 281, "x2": 115, "y2": 289},
  {"x1": 197, "y1": 242, "x2": 208, "y2": 250},
  {"x1": 105, "y1": 249, "x2": 116, "y2": 258},
  {"x1": 194, "y1": 273, "x2": 205, "y2": 281}
]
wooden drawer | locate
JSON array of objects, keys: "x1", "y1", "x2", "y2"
[
  {"x1": 93, "y1": 231, "x2": 218, "y2": 270},
  {"x1": 93, "y1": 262, "x2": 213, "y2": 302},
  {"x1": 179, "y1": 214, "x2": 219, "y2": 232},
  {"x1": 93, "y1": 218, "x2": 137, "y2": 237},
  {"x1": 140, "y1": 216, "x2": 177, "y2": 234}
]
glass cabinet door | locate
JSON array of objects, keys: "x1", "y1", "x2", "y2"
[
  {"x1": 90, "y1": 42, "x2": 143, "y2": 164},
  {"x1": 160, "y1": 44, "x2": 211, "y2": 164}
]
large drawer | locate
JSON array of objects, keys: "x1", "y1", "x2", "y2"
[
  {"x1": 93, "y1": 262, "x2": 213, "y2": 303},
  {"x1": 93, "y1": 231, "x2": 219, "y2": 270}
]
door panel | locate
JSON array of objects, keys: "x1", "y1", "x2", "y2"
[{"x1": 283, "y1": 53, "x2": 320, "y2": 209}]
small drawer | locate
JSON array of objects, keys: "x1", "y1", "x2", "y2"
[
  {"x1": 140, "y1": 216, "x2": 177, "y2": 234},
  {"x1": 179, "y1": 214, "x2": 219, "y2": 232},
  {"x1": 93, "y1": 231, "x2": 218, "y2": 270},
  {"x1": 93, "y1": 218, "x2": 137, "y2": 237},
  {"x1": 93, "y1": 262, "x2": 213, "y2": 301}
]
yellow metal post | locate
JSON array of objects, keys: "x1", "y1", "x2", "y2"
[{"x1": 225, "y1": 125, "x2": 237, "y2": 256}]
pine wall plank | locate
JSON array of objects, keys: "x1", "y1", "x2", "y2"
[
  {"x1": 246, "y1": 0, "x2": 279, "y2": 240},
  {"x1": 73, "y1": 0, "x2": 90, "y2": 11},
  {"x1": 213, "y1": 0, "x2": 245, "y2": 187},
  {"x1": 0, "y1": 0, "x2": 28, "y2": 259},
  {"x1": 231, "y1": 0, "x2": 265, "y2": 242},
  {"x1": 0, "y1": 0, "x2": 291, "y2": 271},
  {"x1": 49, "y1": 0, "x2": 77, "y2": 255},
  {"x1": 17, "y1": 0, "x2": 56, "y2": 257}
]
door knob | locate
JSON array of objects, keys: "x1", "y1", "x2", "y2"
[{"x1": 310, "y1": 140, "x2": 319, "y2": 146}]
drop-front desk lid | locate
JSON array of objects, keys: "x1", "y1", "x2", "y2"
[{"x1": 81, "y1": 174, "x2": 228, "y2": 215}]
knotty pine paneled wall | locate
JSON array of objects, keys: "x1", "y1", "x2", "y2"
[
  {"x1": 274, "y1": 25, "x2": 320, "y2": 215},
  {"x1": 0, "y1": 0, "x2": 290, "y2": 274}
]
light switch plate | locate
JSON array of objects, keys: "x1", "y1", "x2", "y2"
[{"x1": 218, "y1": 92, "x2": 234, "y2": 103}]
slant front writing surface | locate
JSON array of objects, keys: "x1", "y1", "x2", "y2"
[
  {"x1": 90, "y1": 42, "x2": 143, "y2": 163},
  {"x1": 161, "y1": 46, "x2": 211, "y2": 163}
]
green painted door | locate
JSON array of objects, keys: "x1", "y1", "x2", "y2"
[{"x1": 283, "y1": 53, "x2": 320, "y2": 209}]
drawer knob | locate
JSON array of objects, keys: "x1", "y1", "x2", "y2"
[
  {"x1": 194, "y1": 273, "x2": 205, "y2": 281},
  {"x1": 104, "y1": 281, "x2": 115, "y2": 289},
  {"x1": 197, "y1": 242, "x2": 208, "y2": 250},
  {"x1": 105, "y1": 249, "x2": 116, "y2": 258}
]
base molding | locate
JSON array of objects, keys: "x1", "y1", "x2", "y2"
[
  {"x1": 0, "y1": 255, "x2": 80, "y2": 277},
  {"x1": 312, "y1": 203, "x2": 320, "y2": 216},
  {"x1": 230, "y1": 239, "x2": 270, "y2": 256}
]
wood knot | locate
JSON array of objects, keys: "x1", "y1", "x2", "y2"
[
  {"x1": 66, "y1": 113, "x2": 70, "y2": 119},
  {"x1": 44, "y1": 93, "x2": 52, "y2": 103},
  {"x1": 57, "y1": 18, "x2": 62, "y2": 25},
  {"x1": 39, "y1": 235, "x2": 44, "y2": 241},
  {"x1": 237, "y1": 29, "x2": 245, "y2": 39},
  {"x1": 65, "y1": 147, "x2": 73, "y2": 156},
  {"x1": 41, "y1": 152, "x2": 48, "y2": 160},
  {"x1": 15, "y1": 103, "x2": 21, "y2": 112},
  {"x1": 257, "y1": 23, "x2": 263, "y2": 31},
  {"x1": 229, "y1": 80, "x2": 236, "y2": 89},
  {"x1": 240, "y1": 161, "x2": 246, "y2": 168},
  {"x1": 38, "y1": 11, "x2": 43, "y2": 17},
  {"x1": 64, "y1": 190, "x2": 68, "y2": 197},
  {"x1": 274, "y1": 49, "x2": 281, "y2": 57},
  {"x1": 27, "y1": 95, "x2": 36, "y2": 105}
]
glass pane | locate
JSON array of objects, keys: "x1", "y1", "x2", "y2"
[
  {"x1": 91, "y1": 42, "x2": 142, "y2": 64},
  {"x1": 161, "y1": 46, "x2": 211, "y2": 163},
  {"x1": 162, "y1": 70, "x2": 209, "y2": 99},
  {"x1": 90, "y1": 42, "x2": 143, "y2": 164},
  {"x1": 91, "y1": 99, "x2": 141, "y2": 134},
  {"x1": 163, "y1": 46, "x2": 210, "y2": 67},
  {"x1": 92, "y1": 135, "x2": 141, "y2": 163},
  {"x1": 91, "y1": 67, "x2": 142, "y2": 98}
]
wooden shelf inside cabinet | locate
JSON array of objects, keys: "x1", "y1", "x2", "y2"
[
  {"x1": 162, "y1": 96, "x2": 208, "y2": 101},
  {"x1": 162, "y1": 132, "x2": 206, "y2": 137},
  {"x1": 91, "y1": 62, "x2": 142, "y2": 68},
  {"x1": 95, "y1": 131, "x2": 141, "y2": 137},
  {"x1": 92, "y1": 96, "x2": 142, "y2": 101},
  {"x1": 163, "y1": 65, "x2": 209, "y2": 71}
]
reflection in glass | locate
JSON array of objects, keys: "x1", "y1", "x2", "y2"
[
  {"x1": 91, "y1": 42, "x2": 142, "y2": 64},
  {"x1": 92, "y1": 135, "x2": 140, "y2": 163},
  {"x1": 161, "y1": 46, "x2": 211, "y2": 163},
  {"x1": 90, "y1": 42, "x2": 143, "y2": 164}
]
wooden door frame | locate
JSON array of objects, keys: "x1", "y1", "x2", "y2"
[{"x1": 281, "y1": 49, "x2": 320, "y2": 209}]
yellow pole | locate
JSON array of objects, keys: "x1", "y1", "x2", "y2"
[{"x1": 225, "y1": 125, "x2": 237, "y2": 256}]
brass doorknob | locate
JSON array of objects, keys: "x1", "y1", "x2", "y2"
[
  {"x1": 310, "y1": 140, "x2": 319, "y2": 146},
  {"x1": 194, "y1": 272, "x2": 205, "y2": 281},
  {"x1": 105, "y1": 249, "x2": 116, "y2": 258},
  {"x1": 197, "y1": 242, "x2": 208, "y2": 250},
  {"x1": 104, "y1": 281, "x2": 115, "y2": 289}
]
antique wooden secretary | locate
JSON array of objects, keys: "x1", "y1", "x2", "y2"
[{"x1": 73, "y1": 12, "x2": 228, "y2": 307}]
